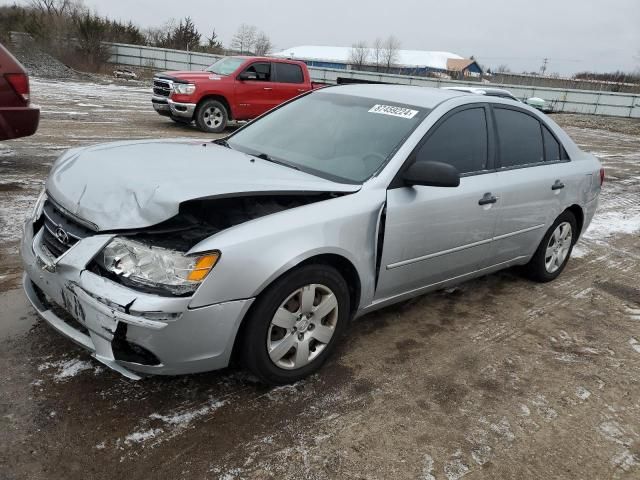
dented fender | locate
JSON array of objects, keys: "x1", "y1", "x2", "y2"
[{"x1": 188, "y1": 188, "x2": 388, "y2": 309}]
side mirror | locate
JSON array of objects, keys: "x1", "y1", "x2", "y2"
[
  {"x1": 402, "y1": 161, "x2": 460, "y2": 187},
  {"x1": 238, "y1": 71, "x2": 258, "y2": 81}
]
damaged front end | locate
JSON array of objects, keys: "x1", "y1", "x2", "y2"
[{"x1": 22, "y1": 189, "x2": 344, "y2": 377}]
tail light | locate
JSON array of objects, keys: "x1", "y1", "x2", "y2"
[
  {"x1": 5, "y1": 73, "x2": 30, "y2": 103},
  {"x1": 599, "y1": 167, "x2": 605, "y2": 186}
]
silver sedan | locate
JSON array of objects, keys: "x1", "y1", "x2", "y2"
[{"x1": 21, "y1": 84, "x2": 602, "y2": 384}]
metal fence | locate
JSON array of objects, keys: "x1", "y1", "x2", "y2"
[
  {"x1": 106, "y1": 42, "x2": 222, "y2": 71},
  {"x1": 105, "y1": 42, "x2": 640, "y2": 118},
  {"x1": 309, "y1": 68, "x2": 640, "y2": 118}
]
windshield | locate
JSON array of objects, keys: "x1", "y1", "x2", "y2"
[
  {"x1": 227, "y1": 92, "x2": 428, "y2": 183},
  {"x1": 206, "y1": 57, "x2": 245, "y2": 75}
]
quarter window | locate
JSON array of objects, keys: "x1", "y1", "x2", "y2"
[
  {"x1": 494, "y1": 108, "x2": 544, "y2": 167},
  {"x1": 542, "y1": 125, "x2": 562, "y2": 162},
  {"x1": 416, "y1": 107, "x2": 488, "y2": 174},
  {"x1": 274, "y1": 63, "x2": 304, "y2": 84}
]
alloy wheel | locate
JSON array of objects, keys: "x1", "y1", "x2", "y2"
[
  {"x1": 203, "y1": 106, "x2": 223, "y2": 128},
  {"x1": 545, "y1": 221, "x2": 572, "y2": 273},
  {"x1": 266, "y1": 283, "x2": 339, "y2": 370}
]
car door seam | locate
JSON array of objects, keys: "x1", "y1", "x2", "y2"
[{"x1": 386, "y1": 223, "x2": 545, "y2": 270}]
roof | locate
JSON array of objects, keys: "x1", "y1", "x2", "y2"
[
  {"x1": 317, "y1": 84, "x2": 466, "y2": 109},
  {"x1": 270, "y1": 45, "x2": 464, "y2": 70},
  {"x1": 446, "y1": 58, "x2": 477, "y2": 72}
]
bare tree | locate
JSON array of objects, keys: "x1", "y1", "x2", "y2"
[
  {"x1": 349, "y1": 41, "x2": 369, "y2": 70},
  {"x1": 371, "y1": 37, "x2": 384, "y2": 72},
  {"x1": 254, "y1": 31, "x2": 273, "y2": 56},
  {"x1": 29, "y1": 0, "x2": 83, "y2": 16},
  {"x1": 495, "y1": 64, "x2": 511, "y2": 73},
  {"x1": 231, "y1": 24, "x2": 257, "y2": 54},
  {"x1": 382, "y1": 35, "x2": 401, "y2": 72}
]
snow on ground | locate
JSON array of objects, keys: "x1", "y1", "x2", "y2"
[
  {"x1": 37, "y1": 357, "x2": 102, "y2": 381},
  {"x1": 117, "y1": 398, "x2": 228, "y2": 451}
]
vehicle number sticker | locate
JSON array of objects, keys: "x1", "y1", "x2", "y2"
[{"x1": 368, "y1": 104, "x2": 418, "y2": 119}]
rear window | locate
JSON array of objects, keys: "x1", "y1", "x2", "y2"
[
  {"x1": 494, "y1": 108, "x2": 544, "y2": 167},
  {"x1": 274, "y1": 63, "x2": 304, "y2": 84}
]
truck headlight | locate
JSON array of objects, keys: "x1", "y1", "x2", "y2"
[
  {"x1": 97, "y1": 237, "x2": 219, "y2": 295},
  {"x1": 173, "y1": 83, "x2": 196, "y2": 95}
]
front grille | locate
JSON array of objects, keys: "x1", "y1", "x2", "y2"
[
  {"x1": 153, "y1": 79, "x2": 172, "y2": 97},
  {"x1": 40, "y1": 200, "x2": 93, "y2": 258}
]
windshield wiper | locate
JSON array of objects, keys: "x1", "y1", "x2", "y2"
[
  {"x1": 213, "y1": 138, "x2": 230, "y2": 148},
  {"x1": 255, "y1": 152, "x2": 300, "y2": 171}
]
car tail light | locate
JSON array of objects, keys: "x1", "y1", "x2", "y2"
[
  {"x1": 5, "y1": 73, "x2": 30, "y2": 103},
  {"x1": 599, "y1": 167, "x2": 605, "y2": 186}
]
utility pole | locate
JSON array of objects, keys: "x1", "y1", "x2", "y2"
[{"x1": 540, "y1": 58, "x2": 548, "y2": 76}]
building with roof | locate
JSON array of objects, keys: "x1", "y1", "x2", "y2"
[{"x1": 269, "y1": 45, "x2": 482, "y2": 78}]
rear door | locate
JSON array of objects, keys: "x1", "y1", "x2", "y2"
[
  {"x1": 487, "y1": 106, "x2": 571, "y2": 265},
  {"x1": 233, "y1": 61, "x2": 275, "y2": 119},
  {"x1": 271, "y1": 62, "x2": 308, "y2": 105},
  {"x1": 375, "y1": 105, "x2": 499, "y2": 301}
]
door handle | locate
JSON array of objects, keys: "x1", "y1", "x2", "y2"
[
  {"x1": 263, "y1": 87, "x2": 273, "y2": 91},
  {"x1": 478, "y1": 193, "x2": 498, "y2": 205},
  {"x1": 551, "y1": 180, "x2": 565, "y2": 190},
  {"x1": 297, "y1": 88, "x2": 307, "y2": 92}
]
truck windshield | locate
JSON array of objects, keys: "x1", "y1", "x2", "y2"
[
  {"x1": 227, "y1": 92, "x2": 428, "y2": 184},
  {"x1": 206, "y1": 57, "x2": 245, "y2": 76}
]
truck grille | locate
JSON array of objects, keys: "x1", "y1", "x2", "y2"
[
  {"x1": 153, "y1": 79, "x2": 172, "y2": 97},
  {"x1": 40, "y1": 200, "x2": 93, "y2": 258}
]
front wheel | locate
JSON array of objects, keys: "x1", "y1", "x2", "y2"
[
  {"x1": 241, "y1": 264, "x2": 350, "y2": 385},
  {"x1": 195, "y1": 99, "x2": 228, "y2": 133},
  {"x1": 523, "y1": 211, "x2": 577, "y2": 282}
]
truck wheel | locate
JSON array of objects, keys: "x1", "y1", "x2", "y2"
[
  {"x1": 241, "y1": 264, "x2": 350, "y2": 385},
  {"x1": 195, "y1": 99, "x2": 228, "y2": 133}
]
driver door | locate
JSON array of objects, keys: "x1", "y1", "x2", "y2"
[
  {"x1": 375, "y1": 105, "x2": 499, "y2": 301},
  {"x1": 234, "y1": 62, "x2": 275, "y2": 119}
]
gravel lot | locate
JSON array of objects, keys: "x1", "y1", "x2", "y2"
[{"x1": 1, "y1": 78, "x2": 639, "y2": 480}]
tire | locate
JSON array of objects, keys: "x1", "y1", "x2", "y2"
[
  {"x1": 241, "y1": 264, "x2": 350, "y2": 385},
  {"x1": 195, "y1": 99, "x2": 228, "y2": 133},
  {"x1": 523, "y1": 210, "x2": 577, "y2": 283}
]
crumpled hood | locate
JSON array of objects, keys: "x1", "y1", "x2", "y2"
[{"x1": 46, "y1": 139, "x2": 359, "y2": 231}]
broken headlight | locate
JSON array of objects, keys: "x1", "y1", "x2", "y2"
[{"x1": 97, "y1": 237, "x2": 219, "y2": 295}]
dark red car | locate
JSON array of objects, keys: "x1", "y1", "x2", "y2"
[{"x1": 0, "y1": 42, "x2": 39, "y2": 141}]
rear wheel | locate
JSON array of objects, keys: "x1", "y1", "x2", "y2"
[
  {"x1": 195, "y1": 99, "x2": 228, "y2": 133},
  {"x1": 241, "y1": 264, "x2": 350, "y2": 385},
  {"x1": 523, "y1": 211, "x2": 577, "y2": 282}
]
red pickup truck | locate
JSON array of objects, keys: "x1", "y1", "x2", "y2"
[{"x1": 152, "y1": 56, "x2": 324, "y2": 133}]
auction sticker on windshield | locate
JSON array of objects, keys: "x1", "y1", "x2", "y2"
[{"x1": 368, "y1": 104, "x2": 419, "y2": 119}]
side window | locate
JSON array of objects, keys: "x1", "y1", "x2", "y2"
[
  {"x1": 416, "y1": 107, "x2": 488, "y2": 174},
  {"x1": 274, "y1": 63, "x2": 304, "y2": 84},
  {"x1": 244, "y1": 62, "x2": 271, "y2": 81},
  {"x1": 494, "y1": 108, "x2": 544, "y2": 167},
  {"x1": 542, "y1": 125, "x2": 562, "y2": 162}
]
